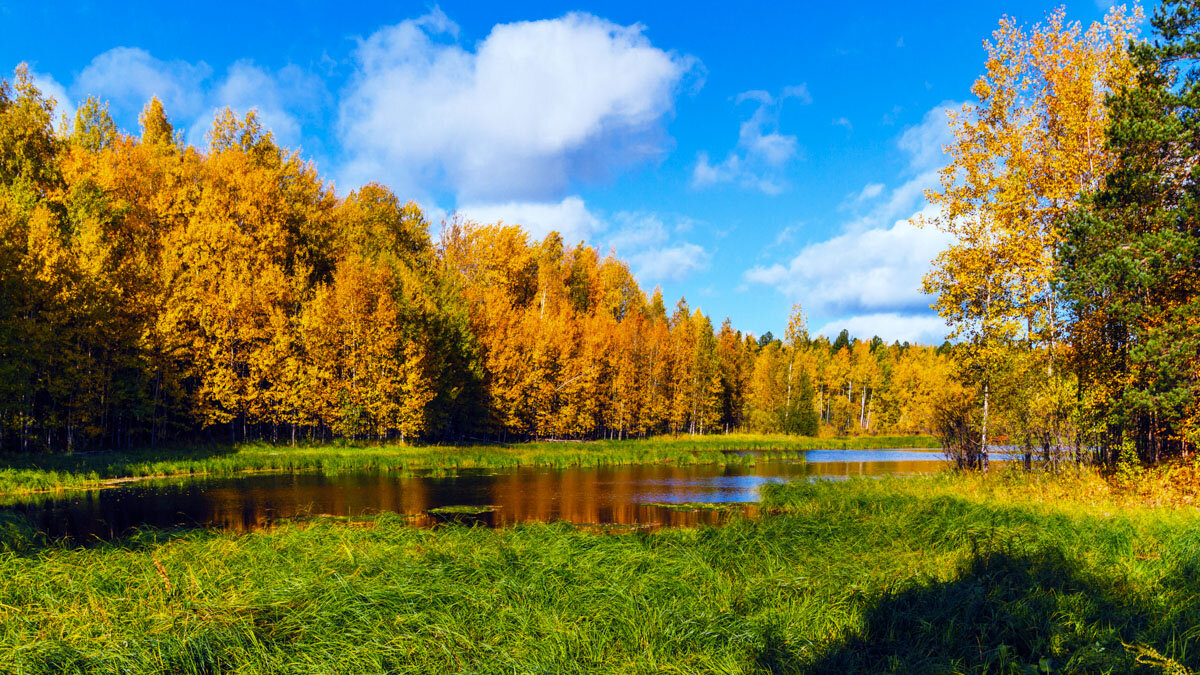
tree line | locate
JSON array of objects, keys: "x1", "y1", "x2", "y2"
[
  {"x1": 0, "y1": 70, "x2": 953, "y2": 452},
  {"x1": 920, "y1": 2, "x2": 1199, "y2": 468}
]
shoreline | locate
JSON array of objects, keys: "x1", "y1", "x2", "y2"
[{"x1": 0, "y1": 434, "x2": 939, "y2": 497}]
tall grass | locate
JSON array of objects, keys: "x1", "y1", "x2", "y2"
[
  {"x1": 1, "y1": 472, "x2": 1196, "y2": 673},
  {"x1": 0, "y1": 433, "x2": 938, "y2": 496}
]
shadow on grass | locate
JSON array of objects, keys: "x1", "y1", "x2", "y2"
[{"x1": 802, "y1": 547, "x2": 1199, "y2": 674}]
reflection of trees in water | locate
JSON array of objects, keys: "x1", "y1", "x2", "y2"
[
  {"x1": 165, "y1": 472, "x2": 434, "y2": 533},
  {"x1": 487, "y1": 465, "x2": 726, "y2": 527},
  {"x1": 803, "y1": 460, "x2": 946, "y2": 478},
  {"x1": 13, "y1": 456, "x2": 953, "y2": 539}
]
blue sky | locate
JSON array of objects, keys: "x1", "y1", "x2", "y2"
[{"x1": 1, "y1": 0, "x2": 1142, "y2": 343}]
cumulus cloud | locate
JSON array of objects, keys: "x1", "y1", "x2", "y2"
[
  {"x1": 74, "y1": 47, "x2": 211, "y2": 124},
  {"x1": 744, "y1": 216, "x2": 950, "y2": 316},
  {"x1": 206, "y1": 61, "x2": 329, "y2": 150},
  {"x1": 39, "y1": 48, "x2": 328, "y2": 153},
  {"x1": 631, "y1": 242, "x2": 711, "y2": 282},
  {"x1": 691, "y1": 85, "x2": 807, "y2": 194},
  {"x1": 835, "y1": 102, "x2": 957, "y2": 234},
  {"x1": 338, "y1": 10, "x2": 694, "y2": 202},
  {"x1": 34, "y1": 8, "x2": 692, "y2": 205},
  {"x1": 745, "y1": 102, "x2": 960, "y2": 341},
  {"x1": 898, "y1": 101, "x2": 957, "y2": 174},
  {"x1": 607, "y1": 211, "x2": 670, "y2": 252},
  {"x1": 21, "y1": 67, "x2": 73, "y2": 123},
  {"x1": 456, "y1": 196, "x2": 604, "y2": 243},
  {"x1": 605, "y1": 212, "x2": 711, "y2": 282},
  {"x1": 453, "y1": 200, "x2": 711, "y2": 285},
  {"x1": 815, "y1": 313, "x2": 948, "y2": 345}
]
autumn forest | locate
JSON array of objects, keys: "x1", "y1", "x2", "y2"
[
  {"x1": 0, "y1": 74, "x2": 956, "y2": 454},
  {"x1": 1, "y1": 2, "x2": 1198, "y2": 472}
]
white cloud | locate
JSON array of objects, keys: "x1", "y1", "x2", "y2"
[
  {"x1": 772, "y1": 223, "x2": 803, "y2": 247},
  {"x1": 33, "y1": 9, "x2": 692, "y2": 204},
  {"x1": 73, "y1": 48, "x2": 211, "y2": 125},
  {"x1": 421, "y1": 201, "x2": 451, "y2": 233},
  {"x1": 836, "y1": 101, "x2": 957, "y2": 234},
  {"x1": 453, "y1": 200, "x2": 711, "y2": 284},
  {"x1": 815, "y1": 313, "x2": 948, "y2": 345},
  {"x1": 745, "y1": 101, "x2": 961, "y2": 340},
  {"x1": 744, "y1": 216, "x2": 950, "y2": 317},
  {"x1": 629, "y1": 241, "x2": 710, "y2": 282},
  {"x1": 607, "y1": 211, "x2": 669, "y2": 252},
  {"x1": 338, "y1": 10, "x2": 694, "y2": 202},
  {"x1": 852, "y1": 182, "x2": 884, "y2": 203},
  {"x1": 207, "y1": 61, "x2": 328, "y2": 150},
  {"x1": 21, "y1": 67, "x2": 73, "y2": 123},
  {"x1": 692, "y1": 151, "x2": 740, "y2": 188},
  {"x1": 605, "y1": 211, "x2": 711, "y2": 282},
  {"x1": 66, "y1": 47, "x2": 327, "y2": 152},
  {"x1": 691, "y1": 86, "x2": 806, "y2": 194},
  {"x1": 897, "y1": 102, "x2": 956, "y2": 174},
  {"x1": 457, "y1": 195, "x2": 604, "y2": 243}
]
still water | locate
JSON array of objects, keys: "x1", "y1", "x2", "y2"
[{"x1": 5, "y1": 449, "x2": 948, "y2": 540}]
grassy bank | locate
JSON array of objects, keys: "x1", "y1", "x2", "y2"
[
  {"x1": 1, "y1": 470, "x2": 1197, "y2": 673},
  {"x1": 0, "y1": 433, "x2": 938, "y2": 496}
]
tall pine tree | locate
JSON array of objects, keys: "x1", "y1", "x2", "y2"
[{"x1": 1061, "y1": 0, "x2": 1200, "y2": 463}]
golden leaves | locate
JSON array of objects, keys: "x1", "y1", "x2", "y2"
[
  {"x1": 920, "y1": 5, "x2": 1140, "y2": 352},
  {"x1": 0, "y1": 71, "x2": 964, "y2": 449}
]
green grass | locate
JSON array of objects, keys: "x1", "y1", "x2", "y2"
[
  {"x1": 1, "y1": 471, "x2": 1197, "y2": 673},
  {"x1": 0, "y1": 433, "x2": 938, "y2": 496}
]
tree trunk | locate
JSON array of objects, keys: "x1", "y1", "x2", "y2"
[{"x1": 980, "y1": 380, "x2": 990, "y2": 472}]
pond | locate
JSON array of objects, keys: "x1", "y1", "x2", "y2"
[{"x1": 4, "y1": 449, "x2": 951, "y2": 540}]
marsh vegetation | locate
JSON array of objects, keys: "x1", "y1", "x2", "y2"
[{"x1": 2, "y1": 470, "x2": 1198, "y2": 673}]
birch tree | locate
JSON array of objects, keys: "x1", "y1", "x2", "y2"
[{"x1": 917, "y1": 6, "x2": 1139, "y2": 468}]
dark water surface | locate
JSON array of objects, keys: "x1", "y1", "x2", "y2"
[{"x1": 4, "y1": 449, "x2": 949, "y2": 540}]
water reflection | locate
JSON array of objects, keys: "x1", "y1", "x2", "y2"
[{"x1": 4, "y1": 449, "x2": 953, "y2": 540}]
